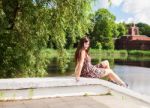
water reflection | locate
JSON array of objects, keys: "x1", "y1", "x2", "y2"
[
  {"x1": 115, "y1": 59, "x2": 150, "y2": 68},
  {"x1": 114, "y1": 65, "x2": 150, "y2": 97}
]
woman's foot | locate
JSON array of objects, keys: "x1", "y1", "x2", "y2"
[
  {"x1": 109, "y1": 80, "x2": 128, "y2": 88},
  {"x1": 120, "y1": 82, "x2": 128, "y2": 88}
]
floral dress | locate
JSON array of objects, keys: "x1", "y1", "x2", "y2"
[{"x1": 80, "y1": 54, "x2": 106, "y2": 78}]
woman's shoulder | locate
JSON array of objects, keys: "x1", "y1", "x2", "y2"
[
  {"x1": 81, "y1": 50, "x2": 85, "y2": 54},
  {"x1": 81, "y1": 50, "x2": 86, "y2": 58}
]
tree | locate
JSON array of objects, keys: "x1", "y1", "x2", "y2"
[
  {"x1": 136, "y1": 23, "x2": 150, "y2": 37},
  {"x1": 90, "y1": 8, "x2": 117, "y2": 49},
  {"x1": 0, "y1": 0, "x2": 93, "y2": 78},
  {"x1": 117, "y1": 22, "x2": 127, "y2": 38}
]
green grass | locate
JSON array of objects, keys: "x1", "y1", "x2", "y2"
[
  {"x1": 128, "y1": 50, "x2": 150, "y2": 56},
  {"x1": 48, "y1": 49, "x2": 150, "y2": 60},
  {"x1": 60, "y1": 49, "x2": 128, "y2": 59}
]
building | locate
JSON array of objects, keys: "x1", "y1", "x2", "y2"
[{"x1": 115, "y1": 23, "x2": 150, "y2": 50}]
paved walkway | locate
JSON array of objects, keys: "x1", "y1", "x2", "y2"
[{"x1": 0, "y1": 95, "x2": 150, "y2": 108}]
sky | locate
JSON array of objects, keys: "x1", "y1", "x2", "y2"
[{"x1": 93, "y1": 0, "x2": 150, "y2": 25}]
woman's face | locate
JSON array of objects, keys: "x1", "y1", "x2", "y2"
[{"x1": 84, "y1": 41, "x2": 90, "y2": 50}]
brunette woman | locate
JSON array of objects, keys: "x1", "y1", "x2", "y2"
[{"x1": 74, "y1": 36, "x2": 127, "y2": 87}]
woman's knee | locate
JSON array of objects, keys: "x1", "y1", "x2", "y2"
[
  {"x1": 104, "y1": 69, "x2": 113, "y2": 75},
  {"x1": 104, "y1": 60, "x2": 110, "y2": 68},
  {"x1": 105, "y1": 60, "x2": 109, "y2": 64}
]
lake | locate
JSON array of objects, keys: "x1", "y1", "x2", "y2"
[{"x1": 47, "y1": 56, "x2": 150, "y2": 98}]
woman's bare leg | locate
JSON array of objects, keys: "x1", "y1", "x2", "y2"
[
  {"x1": 104, "y1": 60, "x2": 110, "y2": 69},
  {"x1": 101, "y1": 69, "x2": 126, "y2": 87},
  {"x1": 101, "y1": 60, "x2": 110, "y2": 69}
]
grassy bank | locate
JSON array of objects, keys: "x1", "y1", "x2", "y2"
[
  {"x1": 128, "y1": 50, "x2": 150, "y2": 56},
  {"x1": 49, "y1": 49, "x2": 128, "y2": 59},
  {"x1": 48, "y1": 49, "x2": 150, "y2": 59}
]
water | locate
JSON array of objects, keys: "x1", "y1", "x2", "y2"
[
  {"x1": 114, "y1": 65, "x2": 150, "y2": 96},
  {"x1": 47, "y1": 57, "x2": 150, "y2": 97}
]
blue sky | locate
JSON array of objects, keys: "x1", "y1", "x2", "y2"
[
  {"x1": 93, "y1": 0, "x2": 150, "y2": 24},
  {"x1": 109, "y1": 5, "x2": 131, "y2": 22}
]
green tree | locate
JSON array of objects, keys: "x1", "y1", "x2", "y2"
[
  {"x1": 90, "y1": 8, "x2": 117, "y2": 49},
  {"x1": 117, "y1": 22, "x2": 127, "y2": 38},
  {"x1": 136, "y1": 23, "x2": 150, "y2": 37},
  {"x1": 0, "y1": 0, "x2": 93, "y2": 78}
]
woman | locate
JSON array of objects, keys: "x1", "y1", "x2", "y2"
[{"x1": 74, "y1": 36, "x2": 127, "y2": 87}]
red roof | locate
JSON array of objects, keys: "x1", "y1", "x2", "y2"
[{"x1": 129, "y1": 35, "x2": 150, "y2": 41}]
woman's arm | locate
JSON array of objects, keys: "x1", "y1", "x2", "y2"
[{"x1": 74, "y1": 50, "x2": 85, "y2": 81}]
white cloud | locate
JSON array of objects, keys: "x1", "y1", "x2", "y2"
[
  {"x1": 93, "y1": 0, "x2": 109, "y2": 10},
  {"x1": 122, "y1": 0, "x2": 149, "y2": 14},
  {"x1": 122, "y1": 0, "x2": 150, "y2": 24},
  {"x1": 94, "y1": 0, "x2": 123, "y2": 10},
  {"x1": 94, "y1": 0, "x2": 150, "y2": 24},
  {"x1": 111, "y1": 0, "x2": 124, "y2": 6}
]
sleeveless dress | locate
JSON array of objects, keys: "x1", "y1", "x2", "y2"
[{"x1": 80, "y1": 54, "x2": 106, "y2": 78}]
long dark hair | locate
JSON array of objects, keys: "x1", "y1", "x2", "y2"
[{"x1": 75, "y1": 36, "x2": 90, "y2": 65}]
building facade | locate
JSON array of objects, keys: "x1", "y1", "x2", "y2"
[{"x1": 115, "y1": 24, "x2": 150, "y2": 50}]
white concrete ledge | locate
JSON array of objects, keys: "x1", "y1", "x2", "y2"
[
  {"x1": 0, "y1": 77, "x2": 150, "y2": 106},
  {"x1": 0, "y1": 77, "x2": 109, "y2": 90}
]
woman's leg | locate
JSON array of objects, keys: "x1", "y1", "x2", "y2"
[
  {"x1": 101, "y1": 60, "x2": 110, "y2": 69},
  {"x1": 101, "y1": 69, "x2": 126, "y2": 87},
  {"x1": 104, "y1": 60, "x2": 110, "y2": 69}
]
